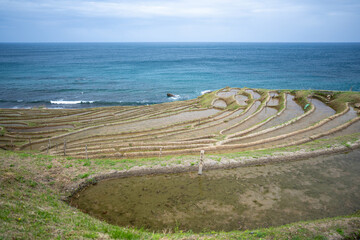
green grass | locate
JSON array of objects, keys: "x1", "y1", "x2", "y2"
[
  {"x1": 198, "y1": 90, "x2": 219, "y2": 108},
  {"x1": 215, "y1": 135, "x2": 227, "y2": 141},
  {"x1": 0, "y1": 127, "x2": 6, "y2": 136},
  {"x1": 1, "y1": 135, "x2": 360, "y2": 239},
  {"x1": 311, "y1": 90, "x2": 360, "y2": 113},
  {"x1": 227, "y1": 101, "x2": 241, "y2": 110},
  {"x1": 78, "y1": 173, "x2": 90, "y2": 179},
  {"x1": 0, "y1": 171, "x2": 147, "y2": 239},
  {"x1": 26, "y1": 121, "x2": 38, "y2": 127},
  {"x1": 328, "y1": 91, "x2": 360, "y2": 113},
  {"x1": 240, "y1": 89, "x2": 253, "y2": 100},
  {"x1": 276, "y1": 92, "x2": 287, "y2": 111},
  {"x1": 257, "y1": 89, "x2": 268, "y2": 102},
  {"x1": 292, "y1": 90, "x2": 313, "y2": 112},
  {"x1": 336, "y1": 227, "x2": 345, "y2": 236}
]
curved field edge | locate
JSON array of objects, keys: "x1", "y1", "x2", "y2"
[
  {"x1": 1, "y1": 133, "x2": 360, "y2": 240},
  {"x1": 1, "y1": 89, "x2": 359, "y2": 153}
]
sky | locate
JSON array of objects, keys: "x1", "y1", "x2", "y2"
[{"x1": 0, "y1": 0, "x2": 360, "y2": 42}]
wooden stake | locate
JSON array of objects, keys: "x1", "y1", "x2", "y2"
[
  {"x1": 63, "y1": 139, "x2": 67, "y2": 156},
  {"x1": 29, "y1": 138, "x2": 32, "y2": 150},
  {"x1": 198, "y1": 150, "x2": 205, "y2": 175},
  {"x1": 48, "y1": 139, "x2": 51, "y2": 149}
]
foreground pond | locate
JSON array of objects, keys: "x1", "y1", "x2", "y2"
[{"x1": 70, "y1": 150, "x2": 360, "y2": 232}]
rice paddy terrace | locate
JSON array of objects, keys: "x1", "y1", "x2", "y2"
[{"x1": 1, "y1": 87, "x2": 360, "y2": 158}]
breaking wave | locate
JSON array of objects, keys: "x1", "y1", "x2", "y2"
[{"x1": 50, "y1": 100, "x2": 94, "y2": 105}]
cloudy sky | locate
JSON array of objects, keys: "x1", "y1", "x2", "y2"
[{"x1": 0, "y1": 0, "x2": 359, "y2": 42}]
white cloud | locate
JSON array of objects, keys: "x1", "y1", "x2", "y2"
[
  {"x1": 0, "y1": 0, "x2": 311, "y2": 19},
  {"x1": 1, "y1": 0, "x2": 360, "y2": 42},
  {"x1": 1, "y1": 0, "x2": 222, "y2": 18}
]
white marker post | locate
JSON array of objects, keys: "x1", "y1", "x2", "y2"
[
  {"x1": 159, "y1": 147, "x2": 163, "y2": 158},
  {"x1": 198, "y1": 150, "x2": 205, "y2": 175}
]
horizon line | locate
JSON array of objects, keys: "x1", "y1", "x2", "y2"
[{"x1": 1, "y1": 41, "x2": 360, "y2": 44}]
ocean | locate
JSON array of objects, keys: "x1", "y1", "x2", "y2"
[{"x1": 0, "y1": 42, "x2": 359, "y2": 109}]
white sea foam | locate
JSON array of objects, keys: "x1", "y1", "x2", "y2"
[
  {"x1": 50, "y1": 100, "x2": 94, "y2": 105},
  {"x1": 12, "y1": 106, "x2": 31, "y2": 109},
  {"x1": 137, "y1": 100, "x2": 149, "y2": 104},
  {"x1": 169, "y1": 95, "x2": 181, "y2": 100},
  {"x1": 201, "y1": 90, "x2": 212, "y2": 95}
]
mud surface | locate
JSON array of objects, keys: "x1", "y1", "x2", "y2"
[
  {"x1": 232, "y1": 107, "x2": 360, "y2": 151},
  {"x1": 70, "y1": 149, "x2": 360, "y2": 232},
  {"x1": 225, "y1": 107, "x2": 277, "y2": 135},
  {"x1": 7, "y1": 125, "x2": 74, "y2": 133},
  {"x1": 217, "y1": 89, "x2": 239, "y2": 98},
  {"x1": 213, "y1": 99, "x2": 227, "y2": 108},
  {"x1": 234, "y1": 98, "x2": 335, "y2": 144},
  {"x1": 235, "y1": 95, "x2": 248, "y2": 105},
  {"x1": 253, "y1": 94, "x2": 303, "y2": 133},
  {"x1": 58, "y1": 109, "x2": 220, "y2": 141},
  {"x1": 245, "y1": 89, "x2": 261, "y2": 99},
  {"x1": 267, "y1": 92, "x2": 279, "y2": 106},
  {"x1": 155, "y1": 103, "x2": 261, "y2": 142}
]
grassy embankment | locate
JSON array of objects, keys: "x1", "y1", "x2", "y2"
[
  {"x1": 289, "y1": 90, "x2": 360, "y2": 113},
  {"x1": 1, "y1": 132, "x2": 360, "y2": 240}
]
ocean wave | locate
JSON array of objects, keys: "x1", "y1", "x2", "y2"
[
  {"x1": 169, "y1": 94, "x2": 181, "y2": 100},
  {"x1": 12, "y1": 106, "x2": 31, "y2": 109},
  {"x1": 50, "y1": 100, "x2": 95, "y2": 105},
  {"x1": 201, "y1": 90, "x2": 212, "y2": 95}
]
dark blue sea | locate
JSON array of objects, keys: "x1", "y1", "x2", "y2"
[{"x1": 1, "y1": 42, "x2": 359, "y2": 109}]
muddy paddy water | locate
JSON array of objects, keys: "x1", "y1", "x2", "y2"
[{"x1": 70, "y1": 150, "x2": 360, "y2": 232}]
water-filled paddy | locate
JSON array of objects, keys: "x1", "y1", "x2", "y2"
[
  {"x1": 245, "y1": 89, "x2": 261, "y2": 99},
  {"x1": 253, "y1": 94, "x2": 304, "y2": 133},
  {"x1": 234, "y1": 98, "x2": 335, "y2": 144},
  {"x1": 235, "y1": 95, "x2": 248, "y2": 105},
  {"x1": 213, "y1": 99, "x2": 227, "y2": 108},
  {"x1": 70, "y1": 149, "x2": 360, "y2": 232}
]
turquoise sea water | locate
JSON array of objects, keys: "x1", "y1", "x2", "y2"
[{"x1": 0, "y1": 42, "x2": 359, "y2": 109}]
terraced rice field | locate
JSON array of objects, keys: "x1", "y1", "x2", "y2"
[{"x1": 1, "y1": 87, "x2": 359, "y2": 159}]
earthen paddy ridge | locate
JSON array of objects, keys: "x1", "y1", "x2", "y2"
[{"x1": 1, "y1": 87, "x2": 360, "y2": 239}]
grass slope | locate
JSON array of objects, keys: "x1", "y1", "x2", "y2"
[{"x1": 1, "y1": 134, "x2": 360, "y2": 239}]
